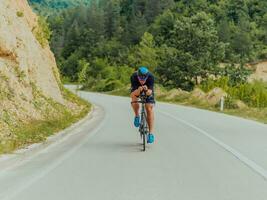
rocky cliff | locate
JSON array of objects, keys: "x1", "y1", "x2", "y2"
[{"x1": 0, "y1": 0, "x2": 82, "y2": 144}]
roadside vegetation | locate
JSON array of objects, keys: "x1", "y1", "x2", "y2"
[
  {"x1": 0, "y1": 7, "x2": 91, "y2": 154},
  {"x1": 107, "y1": 82, "x2": 267, "y2": 124},
  {"x1": 29, "y1": 0, "x2": 91, "y2": 16},
  {"x1": 44, "y1": 0, "x2": 266, "y2": 91},
  {"x1": 30, "y1": 0, "x2": 267, "y2": 124},
  {"x1": 33, "y1": 16, "x2": 52, "y2": 47},
  {"x1": 0, "y1": 85, "x2": 91, "y2": 154}
]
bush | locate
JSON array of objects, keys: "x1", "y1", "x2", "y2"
[
  {"x1": 224, "y1": 96, "x2": 237, "y2": 109},
  {"x1": 33, "y1": 16, "x2": 52, "y2": 47},
  {"x1": 201, "y1": 77, "x2": 267, "y2": 108},
  {"x1": 81, "y1": 61, "x2": 134, "y2": 92},
  {"x1": 200, "y1": 77, "x2": 229, "y2": 92},
  {"x1": 16, "y1": 11, "x2": 24, "y2": 17},
  {"x1": 103, "y1": 80, "x2": 124, "y2": 91}
]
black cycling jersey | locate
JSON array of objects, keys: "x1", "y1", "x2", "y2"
[{"x1": 130, "y1": 71, "x2": 154, "y2": 93}]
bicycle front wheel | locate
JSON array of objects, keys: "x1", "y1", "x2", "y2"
[{"x1": 142, "y1": 132, "x2": 146, "y2": 151}]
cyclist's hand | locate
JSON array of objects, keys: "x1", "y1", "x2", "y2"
[
  {"x1": 142, "y1": 85, "x2": 148, "y2": 91},
  {"x1": 138, "y1": 86, "x2": 143, "y2": 92}
]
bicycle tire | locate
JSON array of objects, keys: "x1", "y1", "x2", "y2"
[
  {"x1": 140, "y1": 111, "x2": 146, "y2": 151},
  {"x1": 142, "y1": 131, "x2": 146, "y2": 151}
]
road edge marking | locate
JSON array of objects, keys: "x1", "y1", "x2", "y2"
[
  {"x1": 0, "y1": 105, "x2": 106, "y2": 200},
  {"x1": 159, "y1": 110, "x2": 267, "y2": 180}
]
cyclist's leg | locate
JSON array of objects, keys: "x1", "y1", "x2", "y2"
[
  {"x1": 145, "y1": 95, "x2": 155, "y2": 134},
  {"x1": 145, "y1": 103, "x2": 154, "y2": 133},
  {"x1": 130, "y1": 91, "x2": 140, "y2": 117}
]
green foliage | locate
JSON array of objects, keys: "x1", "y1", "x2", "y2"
[
  {"x1": 169, "y1": 0, "x2": 267, "y2": 62},
  {"x1": 107, "y1": 85, "x2": 131, "y2": 96},
  {"x1": 29, "y1": 0, "x2": 92, "y2": 16},
  {"x1": 0, "y1": 101, "x2": 90, "y2": 154},
  {"x1": 156, "y1": 12, "x2": 225, "y2": 90},
  {"x1": 60, "y1": 51, "x2": 82, "y2": 81},
  {"x1": 33, "y1": 16, "x2": 52, "y2": 47},
  {"x1": 0, "y1": 85, "x2": 91, "y2": 154},
  {"x1": 16, "y1": 11, "x2": 24, "y2": 17},
  {"x1": 82, "y1": 58, "x2": 134, "y2": 92},
  {"x1": 32, "y1": 0, "x2": 267, "y2": 93},
  {"x1": 94, "y1": 39, "x2": 128, "y2": 65},
  {"x1": 14, "y1": 66, "x2": 26, "y2": 82},
  {"x1": 78, "y1": 59, "x2": 90, "y2": 84},
  {"x1": 201, "y1": 77, "x2": 267, "y2": 108},
  {"x1": 103, "y1": 0, "x2": 121, "y2": 39},
  {"x1": 200, "y1": 77, "x2": 230, "y2": 92},
  {"x1": 128, "y1": 32, "x2": 158, "y2": 72},
  {"x1": 219, "y1": 64, "x2": 252, "y2": 86}
]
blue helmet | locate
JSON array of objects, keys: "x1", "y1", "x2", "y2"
[
  {"x1": 137, "y1": 66, "x2": 149, "y2": 81},
  {"x1": 138, "y1": 66, "x2": 149, "y2": 75}
]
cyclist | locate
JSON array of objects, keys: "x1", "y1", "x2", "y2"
[{"x1": 130, "y1": 66, "x2": 155, "y2": 144}]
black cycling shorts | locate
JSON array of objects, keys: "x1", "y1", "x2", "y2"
[
  {"x1": 144, "y1": 95, "x2": 155, "y2": 104},
  {"x1": 130, "y1": 87, "x2": 155, "y2": 104},
  {"x1": 131, "y1": 92, "x2": 155, "y2": 104}
]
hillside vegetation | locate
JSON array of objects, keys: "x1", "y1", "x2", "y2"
[
  {"x1": 29, "y1": 0, "x2": 91, "y2": 15},
  {"x1": 0, "y1": 0, "x2": 90, "y2": 154},
  {"x1": 31, "y1": 0, "x2": 267, "y2": 122},
  {"x1": 46, "y1": 0, "x2": 266, "y2": 89}
]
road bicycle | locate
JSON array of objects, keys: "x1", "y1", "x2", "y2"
[{"x1": 132, "y1": 91, "x2": 149, "y2": 151}]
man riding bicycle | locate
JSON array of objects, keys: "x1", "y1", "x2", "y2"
[{"x1": 130, "y1": 66, "x2": 155, "y2": 144}]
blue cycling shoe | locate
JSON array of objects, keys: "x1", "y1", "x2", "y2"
[
  {"x1": 147, "y1": 133, "x2": 154, "y2": 144},
  {"x1": 134, "y1": 116, "x2": 140, "y2": 127}
]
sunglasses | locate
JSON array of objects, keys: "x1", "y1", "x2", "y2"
[{"x1": 137, "y1": 75, "x2": 148, "y2": 81}]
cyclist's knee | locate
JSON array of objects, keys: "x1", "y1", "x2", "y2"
[
  {"x1": 130, "y1": 92, "x2": 138, "y2": 100},
  {"x1": 145, "y1": 104, "x2": 154, "y2": 112}
]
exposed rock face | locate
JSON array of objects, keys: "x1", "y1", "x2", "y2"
[
  {"x1": 0, "y1": 0, "x2": 67, "y2": 139},
  {"x1": 0, "y1": 0, "x2": 63, "y2": 103},
  {"x1": 165, "y1": 88, "x2": 189, "y2": 100},
  {"x1": 206, "y1": 87, "x2": 227, "y2": 105},
  {"x1": 249, "y1": 61, "x2": 267, "y2": 82},
  {"x1": 191, "y1": 88, "x2": 206, "y2": 99}
]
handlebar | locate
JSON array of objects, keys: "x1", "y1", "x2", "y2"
[{"x1": 131, "y1": 91, "x2": 148, "y2": 104}]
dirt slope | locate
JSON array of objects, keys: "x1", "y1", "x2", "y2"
[{"x1": 0, "y1": 0, "x2": 83, "y2": 143}]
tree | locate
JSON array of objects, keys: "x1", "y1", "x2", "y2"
[
  {"x1": 128, "y1": 32, "x2": 158, "y2": 72},
  {"x1": 94, "y1": 39, "x2": 129, "y2": 65},
  {"x1": 78, "y1": 59, "x2": 90, "y2": 84},
  {"x1": 61, "y1": 20, "x2": 81, "y2": 58},
  {"x1": 124, "y1": 14, "x2": 148, "y2": 44},
  {"x1": 60, "y1": 51, "x2": 82, "y2": 81},
  {"x1": 145, "y1": 0, "x2": 174, "y2": 24},
  {"x1": 149, "y1": 10, "x2": 176, "y2": 45},
  {"x1": 156, "y1": 12, "x2": 225, "y2": 89},
  {"x1": 103, "y1": 0, "x2": 121, "y2": 39}
]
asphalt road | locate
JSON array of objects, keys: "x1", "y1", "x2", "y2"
[{"x1": 1, "y1": 89, "x2": 267, "y2": 200}]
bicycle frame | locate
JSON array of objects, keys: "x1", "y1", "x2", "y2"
[{"x1": 132, "y1": 91, "x2": 148, "y2": 151}]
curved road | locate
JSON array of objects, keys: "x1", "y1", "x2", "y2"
[{"x1": 1, "y1": 89, "x2": 267, "y2": 199}]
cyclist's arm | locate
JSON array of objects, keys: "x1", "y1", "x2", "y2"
[
  {"x1": 146, "y1": 88, "x2": 153, "y2": 96},
  {"x1": 130, "y1": 75, "x2": 143, "y2": 96},
  {"x1": 145, "y1": 75, "x2": 154, "y2": 96},
  {"x1": 132, "y1": 87, "x2": 143, "y2": 96}
]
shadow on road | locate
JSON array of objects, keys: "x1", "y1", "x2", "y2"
[{"x1": 86, "y1": 141, "x2": 147, "y2": 153}]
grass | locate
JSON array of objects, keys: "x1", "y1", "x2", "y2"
[
  {"x1": 0, "y1": 87, "x2": 91, "y2": 155},
  {"x1": 32, "y1": 16, "x2": 51, "y2": 47},
  {"x1": 106, "y1": 86, "x2": 130, "y2": 96},
  {"x1": 102, "y1": 85, "x2": 267, "y2": 125},
  {"x1": 16, "y1": 11, "x2": 24, "y2": 17}
]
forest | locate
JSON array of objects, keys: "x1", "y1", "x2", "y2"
[
  {"x1": 32, "y1": 0, "x2": 267, "y2": 92},
  {"x1": 29, "y1": 0, "x2": 91, "y2": 15}
]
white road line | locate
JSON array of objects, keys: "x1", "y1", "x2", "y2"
[
  {"x1": 0, "y1": 105, "x2": 95, "y2": 172},
  {"x1": 159, "y1": 110, "x2": 267, "y2": 180},
  {"x1": 0, "y1": 107, "x2": 106, "y2": 200}
]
